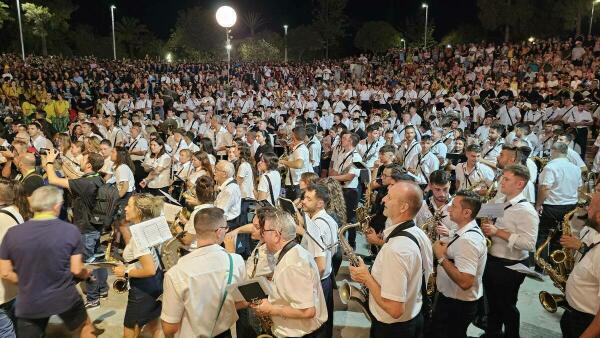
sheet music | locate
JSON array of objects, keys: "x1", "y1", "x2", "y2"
[
  {"x1": 506, "y1": 263, "x2": 545, "y2": 281},
  {"x1": 163, "y1": 203, "x2": 183, "y2": 223},
  {"x1": 477, "y1": 203, "x2": 505, "y2": 219},
  {"x1": 130, "y1": 216, "x2": 173, "y2": 249}
]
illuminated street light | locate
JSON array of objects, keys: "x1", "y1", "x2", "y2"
[
  {"x1": 422, "y1": 3, "x2": 429, "y2": 49},
  {"x1": 216, "y1": 6, "x2": 237, "y2": 84}
]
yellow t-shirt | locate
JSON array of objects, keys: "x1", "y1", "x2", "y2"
[
  {"x1": 54, "y1": 100, "x2": 70, "y2": 117},
  {"x1": 21, "y1": 101, "x2": 36, "y2": 117},
  {"x1": 44, "y1": 100, "x2": 56, "y2": 118}
]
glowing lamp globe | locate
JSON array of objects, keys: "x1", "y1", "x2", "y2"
[{"x1": 216, "y1": 6, "x2": 237, "y2": 28}]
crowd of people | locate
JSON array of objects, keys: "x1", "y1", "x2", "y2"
[{"x1": 0, "y1": 34, "x2": 598, "y2": 338}]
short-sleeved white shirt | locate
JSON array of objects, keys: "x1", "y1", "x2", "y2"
[
  {"x1": 539, "y1": 158, "x2": 582, "y2": 205},
  {"x1": 257, "y1": 170, "x2": 281, "y2": 206},
  {"x1": 285, "y1": 143, "x2": 313, "y2": 186},
  {"x1": 237, "y1": 161, "x2": 255, "y2": 199},
  {"x1": 114, "y1": 163, "x2": 135, "y2": 193},
  {"x1": 143, "y1": 153, "x2": 172, "y2": 189},
  {"x1": 566, "y1": 244, "x2": 600, "y2": 315},
  {"x1": 161, "y1": 245, "x2": 246, "y2": 338}
]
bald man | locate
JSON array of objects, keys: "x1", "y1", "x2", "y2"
[
  {"x1": 350, "y1": 182, "x2": 434, "y2": 337},
  {"x1": 17, "y1": 153, "x2": 44, "y2": 196}
]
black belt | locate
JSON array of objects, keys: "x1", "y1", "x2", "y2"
[{"x1": 487, "y1": 254, "x2": 528, "y2": 266}]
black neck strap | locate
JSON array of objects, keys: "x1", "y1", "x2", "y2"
[
  {"x1": 385, "y1": 220, "x2": 416, "y2": 243},
  {"x1": 276, "y1": 240, "x2": 297, "y2": 266}
]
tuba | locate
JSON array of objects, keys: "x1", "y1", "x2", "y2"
[
  {"x1": 338, "y1": 222, "x2": 373, "y2": 321},
  {"x1": 535, "y1": 208, "x2": 577, "y2": 312}
]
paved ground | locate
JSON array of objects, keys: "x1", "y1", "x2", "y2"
[{"x1": 45, "y1": 235, "x2": 564, "y2": 338}]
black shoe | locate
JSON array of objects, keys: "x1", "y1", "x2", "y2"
[
  {"x1": 99, "y1": 291, "x2": 108, "y2": 299},
  {"x1": 84, "y1": 300, "x2": 100, "y2": 309}
]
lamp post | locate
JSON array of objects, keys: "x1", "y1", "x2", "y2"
[
  {"x1": 400, "y1": 38, "x2": 406, "y2": 50},
  {"x1": 590, "y1": 0, "x2": 600, "y2": 36},
  {"x1": 15, "y1": 0, "x2": 25, "y2": 61},
  {"x1": 283, "y1": 24, "x2": 288, "y2": 64},
  {"x1": 216, "y1": 6, "x2": 237, "y2": 84},
  {"x1": 422, "y1": 3, "x2": 429, "y2": 49},
  {"x1": 110, "y1": 5, "x2": 116, "y2": 60}
]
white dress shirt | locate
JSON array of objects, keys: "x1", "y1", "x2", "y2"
[
  {"x1": 565, "y1": 242, "x2": 600, "y2": 315},
  {"x1": 143, "y1": 153, "x2": 172, "y2": 189},
  {"x1": 455, "y1": 162, "x2": 495, "y2": 190},
  {"x1": 337, "y1": 149, "x2": 362, "y2": 189},
  {"x1": 407, "y1": 152, "x2": 440, "y2": 185},
  {"x1": 269, "y1": 244, "x2": 328, "y2": 337},
  {"x1": 437, "y1": 220, "x2": 487, "y2": 301},
  {"x1": 161, "y1": 245, "x2": 246, "y2": 338},
  {"x1": 285, "y1": 143, "x2": 313, "y2": 186},
  {"x1": 214, "y1": 178, "x2": 242, "y2": 221},
  {"x1": 539, "y1": 158, "x2": 582, "y2": 205},
  {"x1": 481, "y1": 139, "x2": 505, "y2": 163},
  {"x1": 257, "y1": 170, "x2": 281, "y2": 206},
  {"x1": 488, "y1": 193, "x2": 538, "y2": 261},
  {"x1": 370, "y1": 222, "x2": 433, "y2": 323},
  {"x1": 357, "y1": 138, "x2": 384, "y2": 169}
]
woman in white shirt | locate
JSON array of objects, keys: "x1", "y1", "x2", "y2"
[
  {"x1": 111, "y1": 146, "x2": 136, "y2": 218},
  {"x1": 112, "y1": 194, "x2": 164, "y2": 338},
  {"x1": 140, "y1": 137, "x2": 171, "y2": 196},
  {"x1": 230, "y1": 141, "x2": 255, "y2": 200}
]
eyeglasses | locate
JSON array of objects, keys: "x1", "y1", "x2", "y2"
[{"x1": 260, "y1": 227, "x2": 278, "y2": 236}]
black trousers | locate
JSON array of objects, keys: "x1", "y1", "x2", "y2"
[
  {"x1": 575, "y1": 127, "x2": 588, "y2": 158},
  {"x1": 321, "y1": 275, "x2": 334, "y2": 338},
  {"x1": 536, "y1": 204, "x2": 576, "y2": 265},
  {"x1": 431, "y1": 293, "x2": 478, "y2": 338},
  {"x1": 370, "y1": 312, "x2": 423, "y2": 338},
  {"x1": 343, "y1": 188, "x2": 359, "y2": 247},
  {"x1": 561, "y1": 308, "x2": 595, "y2": 338},
  {"x1": 133, "y1": 160, "x2": 145, "y2": 192},
  {"x1": 483, "y1": 255, "x2": 527, "y2": 338}
]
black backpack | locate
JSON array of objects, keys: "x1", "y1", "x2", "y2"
[{"x1": 89, "y1": 180, "x2": 120, "y2": 230}]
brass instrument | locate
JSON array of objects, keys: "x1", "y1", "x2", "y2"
[
  {"x1": 532, "y1": 156, "x2": 549, "y2": 173},
  {"x1": 104, "y1": 232, "x2": 129, "y2": 294},
  {"x1": 535, "y1": 208, "x2": 577, "y2": 312},
  {"x1": 355, "y1": 181, "x2": 373, "y2": 226},
  {"x1": 578, "y1": 172, "x2": 598, "y2": 206},
  {"x1": 420, "y1": 211, "x2": 444, "y2": 298},
  {"x1": 338, "y1": 222, "x2": 372, "y2": 321},
  {"x1": 251, "y1": 299, "x2": 274, "y2": 338},
  {"x1": 162, "y1": 208, "x2": 191, "y2": 271}
]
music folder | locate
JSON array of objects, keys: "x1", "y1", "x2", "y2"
[
  {"x1": 278, "y1": 197, "x2": 297, "y2": 216},
  {"x1": 228, "y1": 276, "x2": 272, "y2": 303},
  {"x1": 352, "y1": 161, "x2": 368, "y2": 170}
]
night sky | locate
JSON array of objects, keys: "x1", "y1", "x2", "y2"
[{"x1": 70, "y1": 0, "x2": 479, "y2": 41}]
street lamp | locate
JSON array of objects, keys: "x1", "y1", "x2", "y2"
[
  {"x1": 590, "y1": 0, "x2": 600, "y2": 36},
  {"x1": 400, "y1": 38, "x2": 406, "y2": 50},
  {"x1": 528, "y1": 36, "x2": 535, "y2": 43},
  {"x1": 216, "y1": 5, "x2": 237, "y2": 84},
  {"x1": 15, "y1": 0, "x2": 25, "y2": 61},
  {"x1": 283, "y1": 24, "x2": 288, "y2": 63},
  {"x1": 166, "y1": 53, "x2": 173, "y2": 63},
  {"x1": 110, "y1": 5, "x2": 116, "y2": 60},
  {"x1": 422, "y1": 3, "x2": 429, "y2": 49}
]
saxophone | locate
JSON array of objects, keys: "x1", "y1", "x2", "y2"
[
  {"x1": 338, "y1": 222, "x2": 373, "y2": 321},
  {"x1": 535, "y1": 208, "x2": 577, "y2": 313},
  {"x1": 420, "y1": 209, "x2": 445, "y2": 298},
  {"x1": 104, "y1": 231, "x2": 129, "y2": 294},
  {"x1": 355, "y1": 181, "x2": 373, "y2": 226}
]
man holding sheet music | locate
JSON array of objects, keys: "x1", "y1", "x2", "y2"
[
  {"x1": 481, "y1": 164, "x2": 539, "y2": 338},
  {"x1": 161, "y1": 207, "x2": 246, "y2": 338}
]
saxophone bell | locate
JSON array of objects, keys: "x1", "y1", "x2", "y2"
[
  {"x1": 538, "y1": 291, "x2": 566, "y2": 313},
  {"x1": 339, "y1": 280, "x2": 371, "y2": 321},
  {"x1": 112, "y1": 276, "x2": 129, "y2": 293}
]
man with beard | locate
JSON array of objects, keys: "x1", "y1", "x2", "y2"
[{"x1": 559, "y1": 192, "x2": 600, "y2": 338}]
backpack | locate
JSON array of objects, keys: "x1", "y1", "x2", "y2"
[{"x1": 89, "y1": 181, "x2": 120, "y2": 230}]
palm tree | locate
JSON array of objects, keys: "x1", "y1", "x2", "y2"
[
  {"x1": 115, "y1": 17, "x2": 149, "y2": 58},
  {"x1": 241, "y1": 12, "x2": 266, "y2": 37},
  {"x1": 21, "y1": 2, "x2": 53, "y2": 56}
]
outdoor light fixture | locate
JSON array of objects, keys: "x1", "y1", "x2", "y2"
[
  {"x1": 166, "y1": 53, "x2": 173, "y2": 63},
  {"x1": 216, "y1": 5, "x2": 237, "y2": 84},
  {"x1": 422, "y1": 3, "x2": 429, "y2": 49},
  {"x1": 283, "y1": 24, "x2": 289, "y2": 63},
  {"x1": 110, "y1": 5, "x2": 116, "y2": 60},
  {"x1": 528, "y1": 36, "x2": 535, "y2": 43}
]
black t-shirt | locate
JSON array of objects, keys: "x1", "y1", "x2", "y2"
[
  {"x1": 77, "y1": 98, "x2": 93, "y2": 112},
  {"x1": 0, "y1": 218, "x2": 83, "y2": 318},
  {"x1": 68, "y1": 173, "x2": 103, "y2": 233},
  {"x1": 21, "y1": 171, "x2": 44, "y2": 196}
]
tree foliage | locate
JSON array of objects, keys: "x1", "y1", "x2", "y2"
[
  {"x1": 166, "y1": 7, "x2": 222, "y2": 61},
  {"x1": 241, "y1": 12, "x2": 266, "y2": 37},
  {"x1": 441, "y1": 24, "x2": 488, "y2": 45},
  {"x1": 312, "y1": 0, "x2": 348, "y2": 58},
  {"x1": 238, "y1": 38, "x2": 280, "y2": 62},
  {"x1": 0, "y1": 1, "x2": 13, "y2": 29},
  {"x1": 115, "y1": 17, "x2": 154, "y2": 58},
  {"x1": 288, "y1": 25, "x2": 322, "y2": 60},
  {"x1": 402, "y1": 16, "x2": 436, "y2": 48},
  {"x1": 21, "y1": 2, "x2": 53, "y2": 56},
  {"x1": 354, "y1": 21, "x2": 402, "y2": 53}
]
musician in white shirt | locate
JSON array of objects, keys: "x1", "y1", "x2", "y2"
[
  {"x1": 480, "y1": 124, "x2": 506, "y2": 168},
  {"x1": 406, "y1": 135, "x2": 439, "y2": 186},
  {"x1": 349, "y1": 182, "x2": 433, "y2": 337},
  {"x1": 214, "y1": 160, "x2": 242, "y2": 226},
  {"x1": 306, "y1": 125, "x2": 322, "y2": 173},
  {"x1": 399, "y1": 126, "x2": 421, "y2": 166},
  {"x1": 299, "y1": 184, "x2": 338, "y2": 337},
  {"x1": 256, "y1": 153, "x2": 281, "y2": 206},
  {"x1": 535, "y1": 142, "x2": 582, "y2": 264},
  {"x1": 481, "y1": 164, "x2": 538, "y2": 338},
  {"x1": 161, "y1": 207, "x2": 246, "y2": 338},
  {"x1": 280, "y1": 127, "x2": 313, "y2": 200},
  {"x1": 357, "y1": 125, "x2": 384, "y2": 169},
  {"x1": 432, "y1": 190, "x2": 487, "y2": 338},
  {"x1": 560, "y1": 193, "x2": 600, "y2": 338},
  {"x1": 415, "y1": 170, "x2": 457, "y2": 238},
  {"x1": 455, "y1": 144, "x2": 495, "y2": 192},
  {"x1": 140, "y1": 138, "x2": 171, "y2": 194},
  {"x1": 253, "y1": 210, "x2": 327, "y2": 337},
  {"x1": 496, "y1": 98, "x2": 521, "y2": 128}
]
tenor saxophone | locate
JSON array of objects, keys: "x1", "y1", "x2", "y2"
[
  {"x1": 535, "y1": 208, "x2": 577, "y2": 313},
  {"x1": 338, "y1": 222, "x2": 373, "y2": 321}
]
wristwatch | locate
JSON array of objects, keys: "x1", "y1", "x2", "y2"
[{"x1": 437, "y1": 257, "x2": 446, "y2": 265}]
